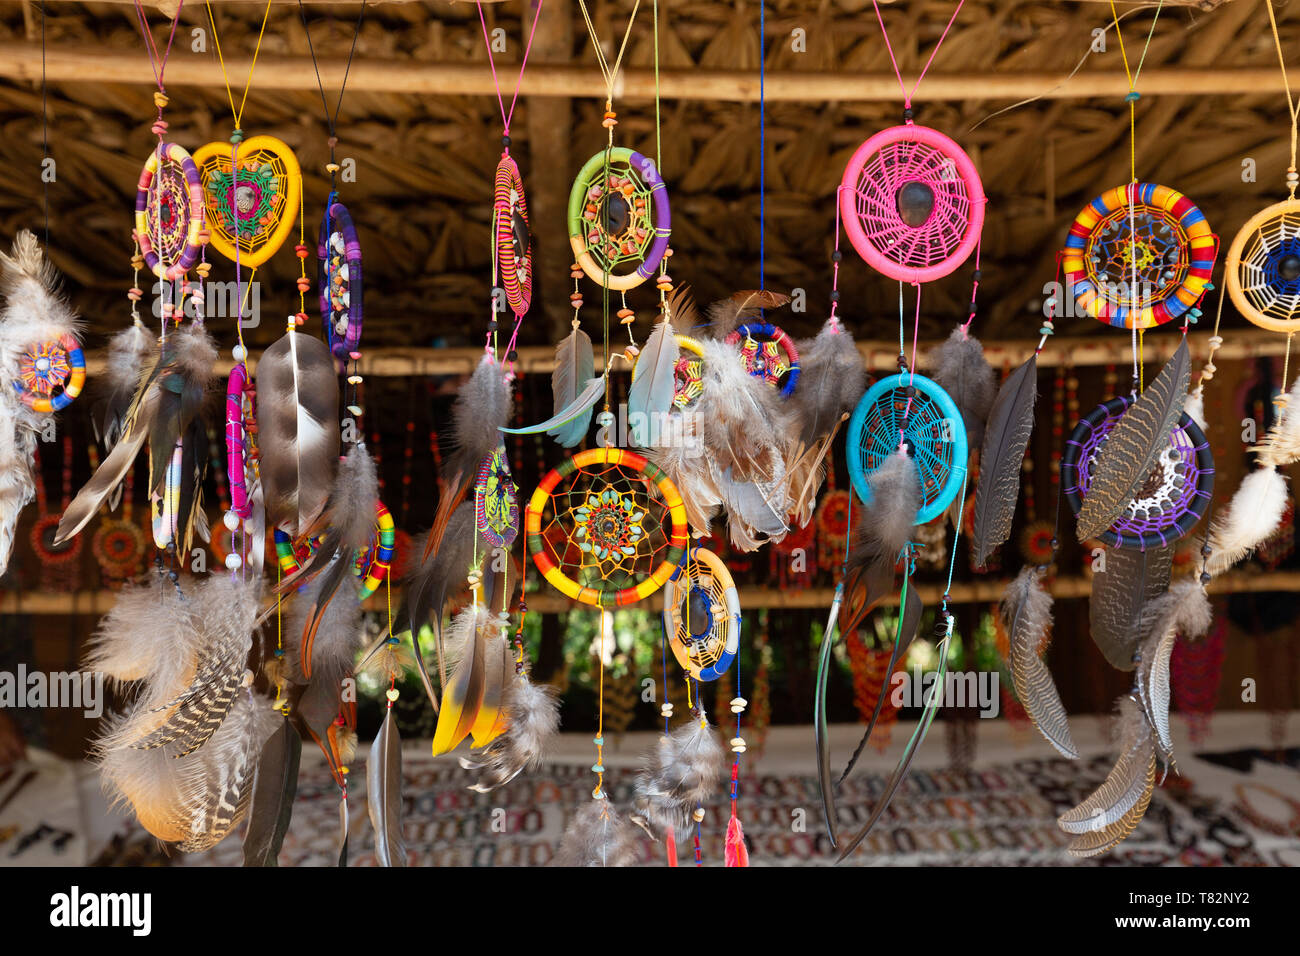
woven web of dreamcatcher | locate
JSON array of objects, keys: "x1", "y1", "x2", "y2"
[
  {"x1": 577, "y1": 158, "x2": 659, "y2": 275},
  {"x1": 1086, "y1": 205, "x2": 1189, "y2": 307},
  {"x1": 1237, "y1": 210, "x2": 1300, "y2": 324},
  {"x1": 537, "y1": 458, "x2": 676, "y2": 594},
  {"x1": 850, "y1": 381, "x2": 961, "y2": 521},
  {"x1": 848, "y1": 139, "x2": 972, "y2": 270},
  {"x1": 1064, "y1": 397, "x2": 1213, "y2": 549},
  {"x1": 148, "y1": 158, "x2": 195, "y2": 263},
  {"x1": 203, "y1": 150, "x2": 291, "y2": 254}
]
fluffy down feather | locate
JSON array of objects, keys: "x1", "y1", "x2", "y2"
[
  {"x1": 701, "y1": 290, "x2": 791, "y2": 340},
  {"x1": 630, "y1": 718, "x2": 725, "y2": 838},
  {"x1": 787, "y1": 318, "x2": 867, "y2": 448},
  {"x1": 1205, "y1": 467, "x2": 1289, "y2": 577},
  {"x1": 694, "y1": 338, "x2": 786, "y2": 482},
  {"x1": 1252, "y1": 376, "x2": 1300, "y2": 468},
  {"x1": 927, "y1": 325, "x2": 996, "y2": 449},
  {"x1": 845, "y1": 450, "x2": 920, "y2": 576},
  {"x1": 0, "y1": 389, "x2": 37, "y2": 578},
  {"x1": 552, "y1": 797, "x2": 635, "y2": 867},
  {"x1": 96, "y1": 322, "x2": 156, "y2": 451},
  {"x1": 459, "y1": 672, "x2": 560, "y2": 792},
  {"x1": 645, "y1": 413, "x2": 723, "y2": 534}
]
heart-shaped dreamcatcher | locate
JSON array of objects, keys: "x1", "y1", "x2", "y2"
[{"x1": 192, "y1": 135, "x2": 302, "y2": 267}]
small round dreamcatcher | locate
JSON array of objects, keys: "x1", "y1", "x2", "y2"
[
  {"x1": 630, "y1": 333, "x2": 705, "y2": 410},
  {"x1": 475, "y1": 443, "x2": 520, "y2": 549},
  {"x1": 274, "y1": 500, "x2": 395, "y2": 599},
  {"x1": 1063, "y1": 396, "x2": 1214, "y2": 550},
  {"x1": 846, "y1": 373, "x2": 968, "y2": 524},
  {"x1": 318, "y1": 198, "x2": 363, "y2": 359},
  {"x1": 724, "y1": 322, "x2": 801, "y2": 398},
  {"x1": 14, "y1": 333, "x2": 84, "y2": 413},
  {"x1": 662, "y1": 547, "x2": 742, "y2": 682},
  {"x1": 839, "y1": 124, "x2": 986, "y2": 284},
  {"x1": 568, "y1": 147, "x2": 671, "y2": 290},
  {"x1": 134, "y1": 143, "x2": 206, "y2": 281},
  {"x1": 525, "y1": 447, "x2": 688, "y2": 607},
  {"x1": 192, "y1": 135, "x2": 302, "y2": 267},
  {"x1": 1226, "y1": 199, "x2": 1300, "y2": 335},
  {"x1": 1063, "y1": 183, "x2": 1215, "y2": 330},
  {"x1": 495, "y1": 154, "x2": 533, "y2": 317}
]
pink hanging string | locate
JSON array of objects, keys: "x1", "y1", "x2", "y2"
[
  {"x1": 871, "y1": 0, "x2": 968, "y2": 110},
  {"x1": 131, "y1": 0, "x2": 186, "y2": 93},
  {"x1": 477, "y1": 0, "x2": 546, "y2": 139}
]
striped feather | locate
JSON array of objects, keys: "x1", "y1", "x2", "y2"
[{"x1": 1001, "y1": 567, "x2": 1078, "y2": 759}]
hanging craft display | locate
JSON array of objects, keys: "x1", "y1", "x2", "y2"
[
  {"x1": 1063, "y1": 396, "x2": 1214, "y2": 550},
  {"x1": 725, "y1": 322, "x2": 801, "y2": 397},
  {"x1": 13, "y1": 333, "x2": 84, "y2": 413},
  {"x1": 192, "y1": 135, "x2": 302, "y2": 268},
  {"x1": 525, "y1": 447, "x2": 688, "y2": 607},
  {"x1": 318, "y1": 200, "x2": 363, "y2": 360},
  {"x1": 662, "y1": 547, "x2": 742, "y2": 682},
  {"x1": 1063, "y1": 183, "x2": 1215, "y2": 330},
  {"x1": 474, "y1": 443, "x2": 520, "y2": 549},
  {"x1": 273, "y1": 498, "x2": 394, "y2": 600},
  {"x1": 568, "y1": 146, "x2": 672, "y2": 290},
  {"x1": 846, "y1": 373, "x2": 968, "y2": 524},
  {"x1": 495, "y1": 155, "x2": 533, "y2": 318},
  {"x1": 839, "y1": 124, "x2": 986, "y2": 283},
  {"x1": 134, "y1": 143, "x2": 206, "y2": 281}
]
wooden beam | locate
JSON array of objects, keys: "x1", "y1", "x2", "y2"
[{"x1": 2, "y1": 43, "x2": 1293, "y2": 102}]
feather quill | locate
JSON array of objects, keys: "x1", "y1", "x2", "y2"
[
  {"x1": 703, "y1": 289, "x2": 791, "y2": 340},
  {"x1": 1088, "y1": 545, "x2": 1173, "y2": 671},
  {"x1": 1058, "y1": 696, "x2": 1156, "y2": 834},
  {"x1": 786, "y1": 318, "x2": 867, "y2": 448},
  {"x1": 548, "y1": 324, "x2": 596, "y2": 447},
  {"x1": 552, "y1": 796, "x2": 635, "y2": 867},
  {"x1": 367, "y1": 707, "x2": 406, "y2": 866},
  {"x1": 1204, "y1": 466, "x2": 1289, "y2": 577},
  {"x1": 256, "y1": 329, "x2": 339, "y2": 538},
  {"x1": 459, "y1": 670, "x2": 560, "y2": 792},
  {"x1": 1001, "y1": 567, "x2": 1078, "y2": 759},
  {"x1": 927, "y1": 325, "x2": 996, "y2": 449},
  {"x1": 627, "y1": 319, "x2": 681, "y2": 447},
  {"x1": 972, "y1": 354, "x2": 1038, "y2": 566},
  {"x1": 242, "y1": 716, "x2": 301, "y2": 866},
  {"x1": 630, "y1": 717, "x2": 725, "y2": 839},
  {"x1": 1077, "y1": 340, "x2": 1190, "y2": 541}
]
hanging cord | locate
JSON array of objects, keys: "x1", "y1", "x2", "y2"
[
  {"x1": 577, "y1": 0, "x2": 642, "y2": 101},
  {"x1": 205, "y1": 0, "x2": 274, "y2": 134},
  {"x1": 131, "y1": 0, "x2": 186, "y2": 94},
  {"x1": 298, "y1": 0, "x2": 367, "y2": 186},
  {"x1": 870, "y1": 0, "x2": 967, "y2": 112},
  {"x1": 476, "y1": 0, "x2": 545, "y2": 140},
  {"x1": 1266, "y1": 0, "x2": 1300, "y2": 199}
]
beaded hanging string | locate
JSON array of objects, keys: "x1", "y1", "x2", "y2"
[{"x1": 476, "y1": 0, "x2": 544, "y2": 370}]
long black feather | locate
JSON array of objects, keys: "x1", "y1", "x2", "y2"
[
  {"x1": 972, "y1": 354, "x2": 1038, "y2": 567},
  {"x1": 242, "y1": 716, "x2": 301, "y2": 867}
]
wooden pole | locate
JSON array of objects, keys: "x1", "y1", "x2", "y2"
[{"x1": 2, "y1": 43, "x2": 1293, "y2": 102}]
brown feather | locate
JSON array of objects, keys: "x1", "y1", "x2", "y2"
[{"x1": 972, "y1": 354, "x2": 1038, "y2": 567}]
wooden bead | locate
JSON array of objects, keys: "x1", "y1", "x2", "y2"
[
  {"x1": 326, "y1": 163, "x2": 341, "y2": 174},
  {"x1": 296, "y1": 277, "x2": 311, "y2": 292},
  {"x1": 130, "y1": 254, "x2": 145, "y2": 270},
  {"x1": 152, "y1": 91, "x2": 169, "y2": 110},
  {"x1": 295, "y1": 244, "x2": 309, "y2": 259},
  {"x1": 195, "y1": 262, "x2": 212, "y2": 277}
]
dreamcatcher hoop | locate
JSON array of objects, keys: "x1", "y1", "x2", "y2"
[
  {"x1": 1063, "y1": 396, "x2": 1214, "y2": 550},
  {"x1": 662, "y1": 547, "x2": 742, "y2": 682},
  {"x1": 134, "y1": 143, "x2": 205, "y2": 281},
  {"x1": 1225, "y1": 198, "x2": 1300, "y2": 334},
  {"x1": 318, "y1": 199, "x2": 363, "y2": 359},
  {"x1": 724, "y1": 322, "x2": 801, "y2": 397},
  {"x1": 495, "y1": 154, "x2": 533, "y2": 316},
  {"x1": 846, "y1": 373, "x2": 967, "y2": 525},
  {"x1": 14, "y1": 333, "x2": 84, "y2": 413},
  {"x1": 475, "y1": 443, "x2": 521, "y2": 548},
  {"x1": 274, "y1": 500, "x2": 395, "y2": 599},
  {"x1": 630, "y1": 333, "x2": 705, "y2": 409},
  {"x1": 1063, "y1": 182, "x2": 1215, "y2": 330},
  {"x1": 839, "y1": 124, "x2": 985, "y2": 284},
  {"x1": 192, "y1": 135, "x2": 302, "y2": 267},
  {"x1": 525, "y1": 446, "x2": 688, "y2": 607},
  {"x1": 567, "y1": 147, "x2": 671, "y2": 290}
]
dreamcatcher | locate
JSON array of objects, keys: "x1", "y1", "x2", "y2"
[{"x1": 662, "y1": 546, "x2": 742, "y2": 682}]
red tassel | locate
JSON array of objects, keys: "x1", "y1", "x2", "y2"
[
  {"x1": 665, "y1": 827, "x2": 679, "y2": 867},
  {"x1": 724, "y1": 814, "x2": 749, "y2": 867}
]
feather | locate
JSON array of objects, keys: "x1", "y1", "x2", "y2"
[
  {"x1": 95, "y1": 321, "x2": 156, "y2": 452},
  {"x1": 423, "y1": 356, "x2": 511, "y2": 563},
  {"x1": 244, "y1": 477, "x2": 267, "y2": 578},
  {"x1": 1088, "y1": 545, "x2": 1173, "y2": 671},
  {"x1": 1001, "y1": 567, "x2": 1078, "y2": 759},
  {"x1": 56, "y1": 322, "x2": 216, "y2": 545},
  {"x1": 459, "y1": 670, "x2": 560, "y2": 792},
  {"x1": 715, "y1": 454, "x2": 789, "y2": 552},
  {"x1": 1066, "y1": 781, "x2": 1152, "y2": 858},
  {"x1": 286, "y1": 573, "x2": 363, "y2": 775},
  {"x1": 1183, "y1": 387, "x2": 1207, "y2": 432},
  {"x1": 630, "y1": 717, "x2": 725, "y2": 839},
  {"x1": 645, "y1": 415, "x2": 723, "y2": 534},
  {"x1": 1136, "y1": 580, "x2": 1212, "y2": 761},
  {"x1": 836, "y1": 628, "x2": 951, "y2": 863},
  {"x1": 972, "y1": 354, "x2": 1038, "y2": 566},
  {"x1": 724, "y1": 814, "x2": 749, "y2": 867},
  {"x1": 783, "y1": 416, "x2": 847, "y2": 528},
  {"x1": 1077, "y1": 340, "x2": 1190, "y2": 541},
  {"x1": 927, "y1": 325, "x2": 996, "y2": 449},
  {"x1": 469, "y1": 635, "x2": 513, "y2": 748},
  {"x1": 1204, "y1": 466, "x2": 1289, "y2": 576},
  {"x1": 503, "y1": 374, "x2": 605, "y2": 438},
  {"x1": 664, "y1": 284, "x2": 701, "y2": 336},
  {"x1": 548, "y1": 325, "x2": 595, "y2": 447},
  {"x1": 704, "y1": 289, "x2": 791, "y2": 340},
  {"x1": 837, "y1": 575, "x2": 924, "y2": 788},
  {"x1": 336, "y1": 790, "x2": 350, "y2": 867},
  {"x1": 786, "y1": 318, "x2": 867, "y2": 448},
  {"x1": 366, "y1": 707, "x2": 406, "y2": 867},
  {"x1": 694, "y1": 338, "x2": 786, "y2": 481},
  {"x1": 404, "y1": 503, "x2": 478, "y2": 697},
  {"x1": 1058, "y1": 696, "x2": 1156, "y2": 834},
  {"x1": 430, "y1": 606, "x2": 492, "y2": 756},
  {"x1": 256, "y1": 329, "x2": 340, "y2": 538},
  {"x1": 627, "y1": 319, "x2": 681, "y2": 447},
  {"x1": 1252, "y1": 375, "x2": 1300, "y2": 467},
  {"x1": 814, "y1": 583, "x2": 844, "y2": 847},
  {"x1": 552, "y1": 796, "x2": 635, "y2": 867},
  {"x1": 845, "y1": 449, "x2": 920, "y2": 577},
  {"x1": 0, "y1": 389, "x2": 37, "y2": 578},
  {"x1": 242, "y1": 715, "x2": 301, "y2": 866},
  {"x1": 275, "y1": 443, "x2": 378, "y2": 606}
]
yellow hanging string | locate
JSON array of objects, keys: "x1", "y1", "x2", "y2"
[
  {"x1": 204, "y1": 0, "x2": 274, "y2": 132},
  {"x1": 1266, "y1": 0, "x2": 1300, "y2": 199}
]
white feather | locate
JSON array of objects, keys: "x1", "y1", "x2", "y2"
[{"x1": 1205, "y1": 467, "x2": 1289, "y2": 577}]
